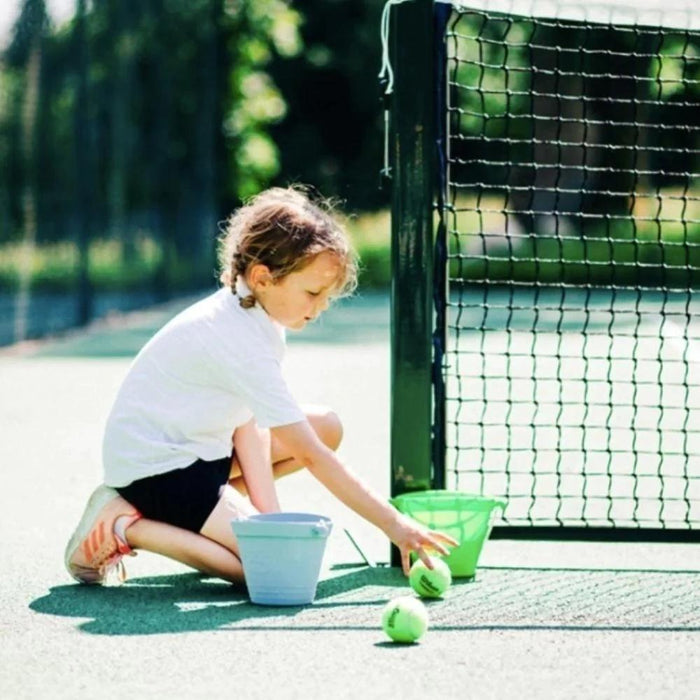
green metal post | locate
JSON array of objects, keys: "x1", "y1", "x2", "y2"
[{"x1": 390, "y1": 0, "x2": 436, "y2": 501}]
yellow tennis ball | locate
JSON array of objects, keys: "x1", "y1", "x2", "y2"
[
  {"x1": 409, "y1": 557, "x2": 452, "y2": 598},
  {"x1": 381, "y1": 596, "x2": 429, "y2": 643}
]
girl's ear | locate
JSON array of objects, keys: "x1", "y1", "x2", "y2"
[{"x1": 248, "y1": 264, "x2": 272, "y2": 290}]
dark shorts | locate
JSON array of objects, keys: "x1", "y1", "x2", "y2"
[{"x1": 115, "y1": 455, "x2": 233, "y2": 533}]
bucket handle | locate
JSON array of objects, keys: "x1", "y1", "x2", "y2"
[
  {"x1": 390, "y1": 495, "x2": 508, "y2": 512},
  {"x1": 311, "y1": 521, "x2": 332, "y2": 537}
]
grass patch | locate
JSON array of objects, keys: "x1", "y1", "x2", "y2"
[
  {"x1": 346, "y1": 208, "x2": 392, "y2": 287},
  {"x1": 0, "y1": 210, "x2": 395, "y2": 294},
  {"x1": 2, "y1": 192, "x2": 698, "y2": 294},
  {"x1": 0, "y1": 237, "x2": 166, "y2": 293},
  {"x1": 447, "y1": 190, "x2": 700, "y2": 289}
]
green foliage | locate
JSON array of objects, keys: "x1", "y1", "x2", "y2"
[
  {"x1": 265, "y1": 0, "x2": 389, "y2": 209},
  {"x1": 0, "y1": 208, "x2": 394, "y2": 292},
  {"x1": 648, "y1": 35, "x2": 700, "y2": 100},
  {"x1": 0, "y1": 238, "x2": 163, "y2": 292},
  {"x1": 0, "y1": 0, "x2": 303, "y2": 262},
  {"x1": 3, "y1": 0, "x2": 699, "y2": 325},
  {"x1": 346, "y1": 209, "x2": 392, "y2": 287},
  {"x1": 224, "y1": 0, "x2": 303, "y2": 198},
  {"x1": 452, "y1": 19, "x2": 533, "y2": 137},
  {"x1": 448, "y1": 192, "x2": 700, "y2": 289}
]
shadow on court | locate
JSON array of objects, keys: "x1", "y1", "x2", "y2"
[
  {"x1": 28, "y1": 567, "x2": 404, "y2": 636},
  {"x1": 6, "y1": 290, "x2": 698, "y2": 699},
  {"x1": 29, "y1": 563, "x2": 699, "y2": 636}
]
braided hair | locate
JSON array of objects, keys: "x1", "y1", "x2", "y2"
[{"x1": 218, "y1": 186, "x2": 357, "y2": 308}]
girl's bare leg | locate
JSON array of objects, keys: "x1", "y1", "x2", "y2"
[
  {"x1": 228, "y1": 405, "x2": 342, "y2": 495},
  {"x1": 125, "y1": 517, "x2": 246, "y2": 583},
  {"x1": 123, "y1": 406, "x2": 342, "y2": 583},
  {"x1": 197, "y1": 406, "x2": 342, "y2": 562},
  {"x1": 121, "y1": 484, "x2": 258, "y2": 584}
]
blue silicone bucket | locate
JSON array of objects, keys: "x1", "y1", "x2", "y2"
[{"x1": 231, "y1": 512, "x2": 333, "y2": 606}]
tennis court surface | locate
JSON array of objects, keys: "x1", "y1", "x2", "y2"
[{"x1": 1, "y1": 292, "x2": 697, "y2": 699}]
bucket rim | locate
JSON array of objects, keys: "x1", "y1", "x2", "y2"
[
  {"x1": 243, "y1": 512, "x2": 332, "y2": 523},
  {"x1": 231, "y1": 512, "x2": 333, "y2": 539},
  {"x1": 390, "y1": 489, "x2": 506, "y2": 510}
]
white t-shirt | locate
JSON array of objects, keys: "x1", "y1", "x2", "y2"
[{"x1": 102, "y1": 281, "x2": 306, "y2": 487}]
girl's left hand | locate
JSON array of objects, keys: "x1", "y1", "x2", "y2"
[{"x1": 385, "y1": 514, "x2": 459, "y2": 575}]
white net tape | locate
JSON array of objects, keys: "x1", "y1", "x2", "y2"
[{"x1": 437, "y1": 0, "x2": 699, "y2": 31}]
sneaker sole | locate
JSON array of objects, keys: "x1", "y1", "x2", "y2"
[{"x1": 64, "y1": 485, "x2": 121, "y2": 583}]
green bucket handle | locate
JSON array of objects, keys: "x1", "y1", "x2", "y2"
[{"x1": 390, "y1": 491, "x2": 507, "y2": 513}]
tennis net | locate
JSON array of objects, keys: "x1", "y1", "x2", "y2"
[{"x1": 398, "y1": 0, "x2": 700, "y2": 536}]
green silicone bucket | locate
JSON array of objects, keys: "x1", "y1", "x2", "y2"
[{"x1": 390, "y1": 490, "x2": 506, "y2": 578}]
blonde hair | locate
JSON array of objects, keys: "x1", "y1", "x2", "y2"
[{"x1": 218, "y1": 186, "x2": 358, "y2": 308}]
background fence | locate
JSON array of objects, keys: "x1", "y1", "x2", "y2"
[{"x1": 0, "y1": 0, "x2": 389, "y2": 346}]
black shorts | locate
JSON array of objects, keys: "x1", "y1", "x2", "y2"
[{"x1": 115, "y1": 456, "x2": 233, "y2": 533}]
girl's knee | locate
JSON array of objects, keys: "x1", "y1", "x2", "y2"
[
  {"x1": 307, "y1": 406, "x2": 343, "y2": 451},
  {"x1": 323, "y1": 409, "x2": 343, "y2": 451}
]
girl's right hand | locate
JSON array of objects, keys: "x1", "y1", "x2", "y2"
[{"x1": 385, "y1": 513, "x2": 458, "y2": 575}]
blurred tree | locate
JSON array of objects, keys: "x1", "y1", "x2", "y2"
[
  {"x1": 0, "y1": 58, "x2": 8, "y2": 240},
  {"x1": 224, "y1": 0, "x2": 303, "y2": 200},
  {"x1": 0, "y1": 0, "x2": 394, "y2": 308},
  {"x1": 1, "y1": 0, "x2": 304, "y2": 289},
  {"x1": 103, "y1": 0, "x2": 135, "y2": 260},
  {"x1": 5, "y1": 0, "x2": 48, "y2": 338},
  {"x1": 449, "y1": 15, "x2": 700, "y2": 242},
  {"x1": 73, "y1": 0, "x2": 95, "y2": 324},
  {"x1": 191, "y1": 0, "x2": 223, "y2": 267},
  {"x1": 267, "y1": 0, "x2": 388, "y2": 210}
]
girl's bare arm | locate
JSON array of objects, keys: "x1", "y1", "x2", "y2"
[
  {"x1": 271, "y1": 420, "x2": 457, "y2": 573},
  {"x1": 232, "y1": 417, "x2": 281, "y2": 513}
]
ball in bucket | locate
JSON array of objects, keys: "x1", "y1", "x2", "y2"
[
  {"x1": 409, "y1": 557, "x2": 452, "y2": 598},
  {"x1": 381, "y1": 596, "x2": 429, "y2": 643}
]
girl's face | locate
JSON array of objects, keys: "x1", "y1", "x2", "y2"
[{"x1": 251, "y1": 251, "x2": 342, "y2": 330}]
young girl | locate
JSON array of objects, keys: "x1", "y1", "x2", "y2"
[{"x1": 65, "y1": 186, "x2": 456, "y2": 586}]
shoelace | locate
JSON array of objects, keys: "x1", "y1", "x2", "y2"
[
  {"x1": 83, "y1": 530, "x2": 136, "y2": 585},
  {"x1": 99, "y1": 549, "x2": 137, "y2": 586},
  {"x1": 100, "y1": 554, "x2": 127, "y2": 585}
]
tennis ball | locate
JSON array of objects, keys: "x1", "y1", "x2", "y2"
[
  {"x1": 409, "y1": 557, "x2": 452, "y2": 598},
  {"x1": 381, "y1": 596, "x2": 428, "y2": 643}
]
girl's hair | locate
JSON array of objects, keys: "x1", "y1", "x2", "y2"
[{"x1": 218, "y1": 186, "x2": 358, "y2": 308}]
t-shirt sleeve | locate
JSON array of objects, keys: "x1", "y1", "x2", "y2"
[
  {"x1": 206, "y1": 339, "x2": 306, "y2": 429},
  {"x1": 230, "y1": 355, "x2": 306, "y2": 429}
]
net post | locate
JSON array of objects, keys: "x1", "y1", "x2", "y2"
[
  {"x1": 431, "y1": 1, "x2": 451, "y2": 491},
  {"x1": 389, "y1": 0, "x2": 437, "y2": 508}
]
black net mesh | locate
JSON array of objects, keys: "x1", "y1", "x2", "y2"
[{"x1": 441, "y1": 5, "x2": 700, "y2": 530}]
